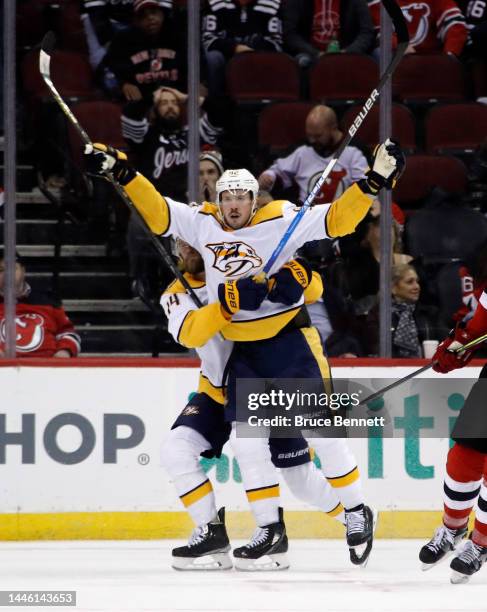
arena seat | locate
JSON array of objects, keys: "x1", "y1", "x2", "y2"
[
  {"x1": 425, "y1": 104, "x2": 487, "y2": 154},
  {"x1": 258, "y1": 102, "x2": 314, "y2": 154}
]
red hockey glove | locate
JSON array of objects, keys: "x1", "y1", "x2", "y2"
[{"x1": 432, "y1": 325, "x2": 477, "y2": 373}]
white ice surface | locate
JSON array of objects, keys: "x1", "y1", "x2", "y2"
[{"x1": 1, "y1": 540, "x2": 486, "y2": 612}]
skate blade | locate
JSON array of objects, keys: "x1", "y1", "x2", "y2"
[
  {"x1": 420, "y1": 550, "x2": 454, "y2": 572},
  {"x1": 450, "y1": 569, "x2": 470, "y2": 584},
  {"x1": 172, "y1": 552, "x2": 233, "y2": 571},
  {"x1": 234, "y1": 553, "x2": 289, "y2": 572}
]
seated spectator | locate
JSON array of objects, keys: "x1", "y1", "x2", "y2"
[
  {"x1": 199, "y1": 149, "x2": 225, "y2": 202},
  {"x1": 101, "y1": 0, "x2": 186, "y2": 101},
  {"x1": 364, "y1": 264, "x2": 436, "y2": 357},
  {"x1": 283, "y1": 0, "x2": 375, "y2": 68},
  {"x1": 0, "y1": 256, "x2": 80, "y2": 358},
  {"x1": 122, "y1": 86, "x2": 225, "y2": 201},
  {"x1": 336, "y1": 203, "x2": 410, "y2": 315},
  {"x1": 460, "y1": 0, "x2": 487, "y2": 60},
  {"x1": 81, "y1": 0, "x2": 139, "y2": 70},
  {"x1": 368, "y1": 0, "x2": 468, "y2": 57},
  {"x1": 202, "y1": 0, "x2": 283, "y2": 96},
  {"x1": 258, "y1": 105, "x2": 367, "y2": 204},
  {"x1": 453, "y1": 239, "x2": 487, "y2": 325}
]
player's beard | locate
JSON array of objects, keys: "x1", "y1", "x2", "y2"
[{"x1": 156, "y1": 116, "x2": 180, "y2": 132}]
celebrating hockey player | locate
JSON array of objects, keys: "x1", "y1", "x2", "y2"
[
  {"x1": 84, "y1": 138, "x2": 405, "y2": 567},
  {"x1": 420, "y1": 292, "x2": 487, "y2": 584},
  {"x1": 160, "y1": 239, "x2": 347, "y2": 570}
]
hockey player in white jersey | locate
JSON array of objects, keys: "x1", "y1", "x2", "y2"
[
  {"x1": 160, "y1": 238, "x2": 347, "y2": 570},
  {"x1": 84, "y1": 138, "x2": 405, "y2": 566}
]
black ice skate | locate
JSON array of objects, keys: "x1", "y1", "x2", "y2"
[
  {"x1": 419, "y1": 524, "x2": 468, "y2": 570},
  {"x1": 345, "y1": 505, "x2": 376, "y2": 567},
  {"x1": 450, "y1": 537, "x2": 487, "y2": 584},
  {"x1": 172, "y1": 507, "x2": 232, "y2": 570},
  {"x1": 233, "y1": 507, "x2": 289, "y2": 571}
]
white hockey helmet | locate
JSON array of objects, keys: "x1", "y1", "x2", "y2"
[{"x1": 216, "y1": 168, "x2": 259, "y2": 225}]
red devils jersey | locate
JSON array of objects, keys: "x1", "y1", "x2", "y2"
[
  {"x1": 368, "y1": 0, "x2": 468, "y2": 55},
  {"x1": 0, "y1": 294, "x2": 81, "y2": 358}
]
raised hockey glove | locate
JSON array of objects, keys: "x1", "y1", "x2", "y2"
[
  {"x1": 432, "y1": 324, "x2": 477, "y2": 373},
  {"x1": 83, "y1": 143, "x2": 136, "y2": 185},
  {"x1": 268, "y1": 258, "x2": 312, "y2": 305},
  {"x1": 359, "y1": 139, "x2": 406, "y2": 195},
  {"x1": 218, "y1": 277, "x2": 268, "y2": 315}
]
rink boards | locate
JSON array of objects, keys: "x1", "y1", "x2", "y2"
[{"x1": 0, "y1": 358, "x2": 483, "y2": 540}]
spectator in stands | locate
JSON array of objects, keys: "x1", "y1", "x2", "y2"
[
  {"x1": 101, "y1": 0, "x2": 186, "y2": 101},
  {"x1": 368, "y1": 0, "x2": 468, "y2": 57},
  {"x1": 364, "y1": 264, "x2": 434, "y2": 357},
  {"x1": 335, "y1": 203, "x2": 410, "y2": 315},
  {"x1": 0, "y1": 255, "x2": 80, "y2": 358},
  {"x1": 81, "y1": 0, "x2": 137, "y2": 69},
  {"x1": 122, "y1": 86, "x2": 225, "y2": 201},
  {"x1": 199, "y1": 149, "x2": 224, "y2": 202},
  {"x1": 283, "y1": 0, "x2": 375, "y2": 68},
  {"x1": 460, "y1": 0, "x2": 487, "y2": 59},
  {"x1": 258, "y1": 105, "x2": 367, "y2": 204},
  {"x1": 202, "y1": 0, "x2": 283, "y2": 96}
]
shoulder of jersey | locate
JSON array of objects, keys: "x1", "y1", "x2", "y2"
[
  {"x1": 253, "y1": 0, "x2": 281, "y2": 14},
  {"x1": 207, "y1": 0, "x2": 236, "y2": 11},
  {"x1": 250, "y1": 200, "x2": 289, "y2": 226},
  {"x1": 164, "y1": 273, "x2": 206, "y2": 295}
]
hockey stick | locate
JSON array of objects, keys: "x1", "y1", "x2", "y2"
[
  {"x1": 262, "y1": 0, "x2": 409, "y2": 275},
  {"x1": 360, "y1": 331, "x2": 487, "y2": 406},
  {"x1": 38, "y1": 32, "x2": 205, "y2": 311}
]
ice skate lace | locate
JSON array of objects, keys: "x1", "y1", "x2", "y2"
[
  {"x1": 457, "y1": 540, "x2": 483, "y2": 564},
  {"x1": 346, "y1": 509, "x2": 365, "y2": 536},
  {"x1": 188, "y1": 525, "x2": 208, "y2": 547},
  {"x1": 427, "y1": 526, "x2": 454, "y2": 552},
  {"x1": 246, "y1": 527, "x2": 270, "y2": 549}
]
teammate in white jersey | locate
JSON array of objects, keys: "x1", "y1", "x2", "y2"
[
  {"x1": 160, "y1": 239, "x2": 347, "y2": 570},
  {"x1": 84, "y1": 138, "x2": 405, "y2": 566}
]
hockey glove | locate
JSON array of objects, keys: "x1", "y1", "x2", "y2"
[
  {"x1": 359, "y1": 139, "x2": 406, "y2": 195},
  {"x1": 268, "y1": 258, "x2": 312, "y2": 305},
  {"x1": 432, "y1": 324, "x2": 477, "y2": 373},
  {"x1": 83, "y1": 143, "x2": 136, "y2": 185},
  {"x1": 218, "y1": 277, "x2": 268, "y2": 315}
]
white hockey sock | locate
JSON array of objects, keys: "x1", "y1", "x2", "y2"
[
  {"x1": 230, "y1": 423, "x2": 280, "y2": 527},
  {"x1": 311, "y1": 438, "x2": 364, "y2": 510},
  {"x1": 161, "y1": 426, "x2": 217, "y2": 528},
  {"x1": 282, "y1": 462, "x2": 345, "y2": 524}
]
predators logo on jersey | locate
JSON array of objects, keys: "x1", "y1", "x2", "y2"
[{"x1": 206, "y1": 241, "x2": 262, "y2": 277}]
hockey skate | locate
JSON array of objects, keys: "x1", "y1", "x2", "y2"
[
  {"x1": 172, "y1": 507, "x2": 232, "y2": 570},
  {"x1": 345, "y1": 505, "x2": 377, "y2": 567},
  {"x1": 233, "y1": 507, "x2": 289, "y2": 571},
  {"x1": 419, "y1": 524, "x2": 468, "y2": 570},
  {"x1": 450, "y1": 537, "x2": 487, "y2": 584}
]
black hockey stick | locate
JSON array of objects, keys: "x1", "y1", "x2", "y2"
[
  {"x1": 264, "y1": 0, "x2": 409, "y2": 274},
  {"x1": 39, "y1": 31, "x2": 205, "y2": 311},
  {"x1": 360, "y1": 331, "x2": 487, "y2": 406}
]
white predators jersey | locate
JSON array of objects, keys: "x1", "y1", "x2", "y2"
[{"x1": 160, "y1": 277, "x2": 233, "y2": 402}]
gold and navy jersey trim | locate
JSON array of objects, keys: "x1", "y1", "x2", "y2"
[
  {"x1": 327, "y1": 466, "x2": 360, "y2": 488},
  {"x1": 180, "y1": 479, "x2": 213, "y2": 507},
  {"x1": 222, "y1": 306, "x2": 301, "y2": 341},
  {"x1": 246, "y1": 484, "x2": 280, "y2": 503},
  {"x1": 163, "y1": 273, "x2": 206, "y2": 295},
  {"x1": 198, "y1": 373, "x2": 226, "y2": 404},
  {"x1": 249, "y1": 200, "x2": 286, "y2": 226},
  {"x1": 327, "y1": 502, "x2": 344, "y2": 518}
]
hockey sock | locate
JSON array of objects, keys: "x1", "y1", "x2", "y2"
[
  {"x1": 473, "y1": 480, "x2": 487, "y2": 547},
  {"x1": 443, "y1": 443, "x2": 484, "y2": 530},
  {"x1": 311, "y1": 438, "x2": 364, "y2": 509},
  {"x1": 281, "y1": 462, "x2": 344, "y2": 524},
  {"x1": 230, "y1": 423, "x2": 280, "y2": 527},
  {"x1": 161, "y1": 426, "x2": 217, "y2": 527}
]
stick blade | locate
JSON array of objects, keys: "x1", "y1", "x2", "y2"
[{"x1": 41, "y1": 31, "x2": 56, "y2": 54}]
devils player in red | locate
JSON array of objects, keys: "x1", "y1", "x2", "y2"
[
  {"x1": 0, "y1": 256, "x2": 80, "y2": 358},
  {"x1": 419, "y1": 288, "x2": 487, "y2": 583}
]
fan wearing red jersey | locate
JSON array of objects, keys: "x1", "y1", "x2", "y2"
[
  {"x1": 419, "y1": 290, "x2": 487, "y2": 583},
  {"x1": 368, "y1": 0, "x2": 468, "y2": 56},
  {"x1": 0, "y1": 257, "x2": 80, "y2": 358}
]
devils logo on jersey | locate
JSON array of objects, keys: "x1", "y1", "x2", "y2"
[
  {"x1": 307, "y1": 168, "x2": 347, "y2": 204},
  {"x1": 401, "y1": 2, "x2": 431, "y2": 45},
  {"x1": 0, "y1": 313, "x2": 45, "y2": 353},
  {"x1": 206, "y1": 241, "x2": 263, "y2": 277}
]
